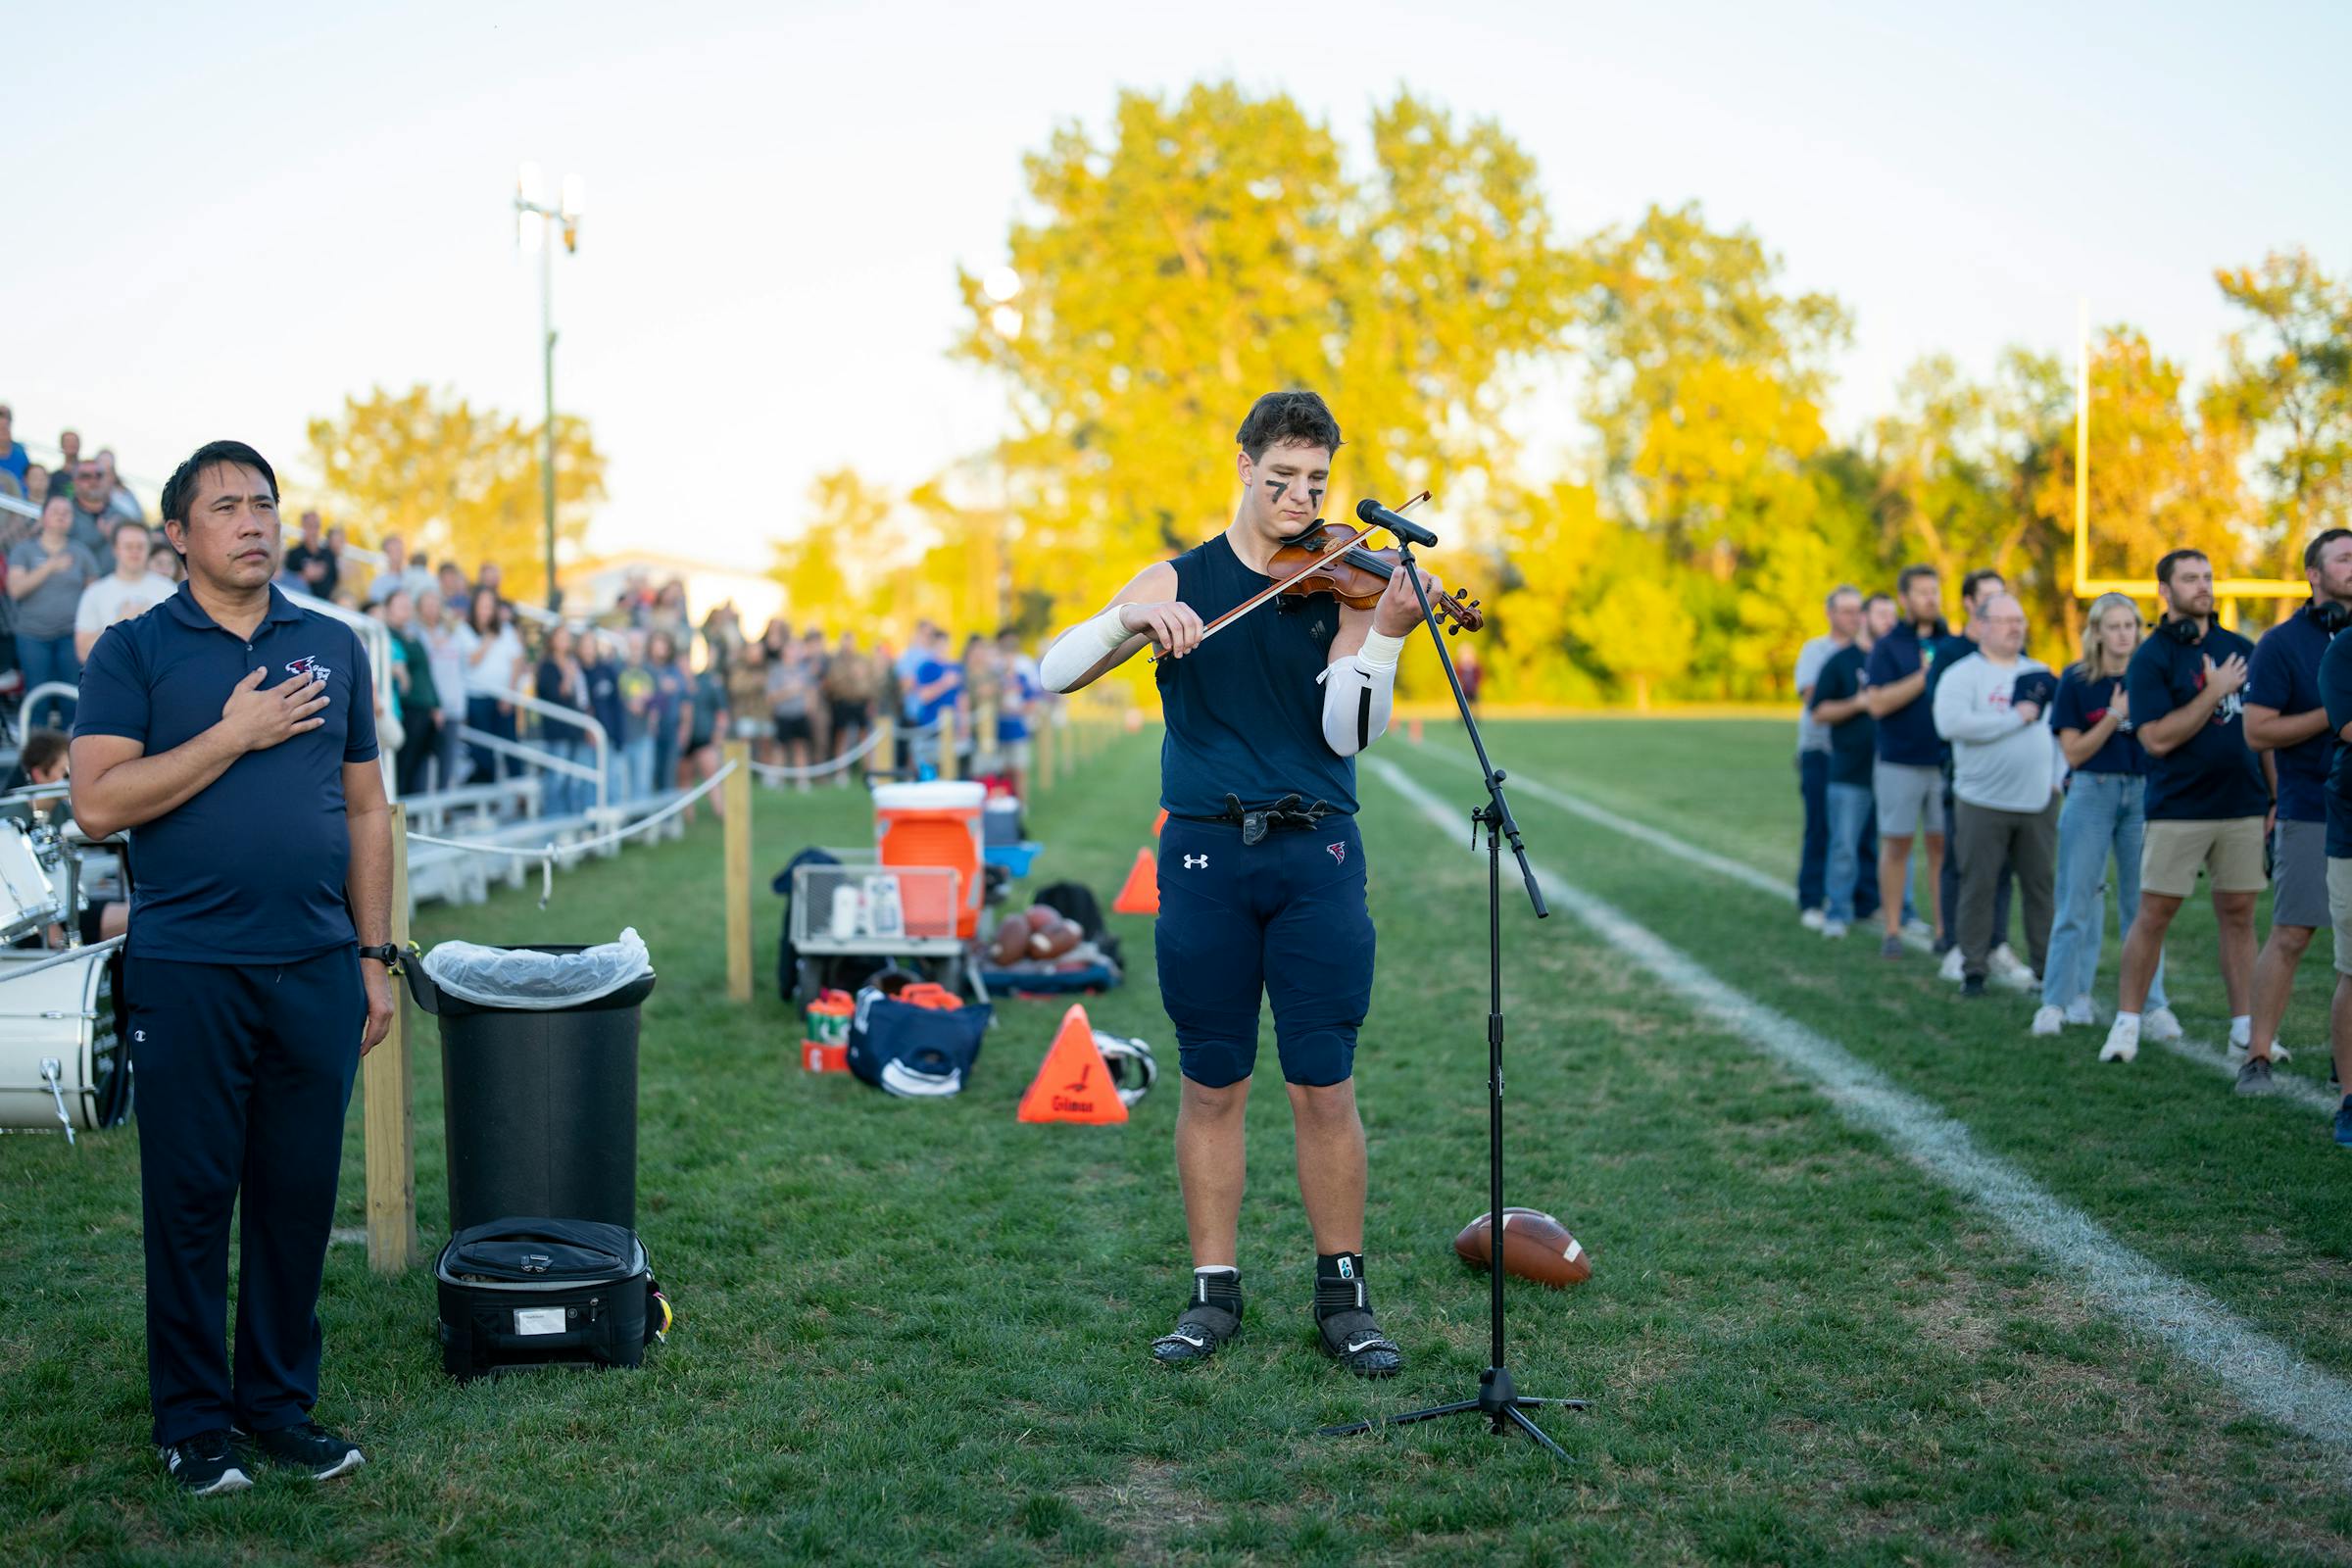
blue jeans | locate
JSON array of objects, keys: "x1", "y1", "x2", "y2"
[
  {"x1": 624, "y1": 735, "x2": 655, "y2": 801},
  {"x1": 1825, "y1": 782, "x2": 1877, "y2": 924},
  {"x1": 2041, "y1": 771, "x2": 2168, "y2": 1010},
  {"x1": 466, "y1": 696, "x2": 514, "y2": 785},
  {"x1": 1797, "y1": 751, "x2": 1830, "y2": 910},
  {"x1": 19, "y1": 633, "x2": 78, "y2": 729}
]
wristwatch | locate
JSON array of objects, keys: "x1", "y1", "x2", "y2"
[{"x1": 358, "y1": 943, "x2": 401, "y2": 968}]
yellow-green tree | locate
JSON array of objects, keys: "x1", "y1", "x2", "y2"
[
  {"x1": 304, "y1": 384, "x2": 605, "y2": 606},
  {"x1": 770, "y1": 467, "x2": 884, "y2": 628},
  {"x1": 2205, "y1": 250, "x2": 2352, "y2": 542},
  {"x1": 955, "y1": 81, "x2": 1580, "y2": 621}
]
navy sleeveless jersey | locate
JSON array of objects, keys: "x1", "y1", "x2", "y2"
[{"x1": 1156, "y1": 533, "x2": 1357, "y2": 817}]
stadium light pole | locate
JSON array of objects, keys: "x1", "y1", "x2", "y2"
[{"x1": 515, "y1": 163, "x2": 584, "y2": 612}]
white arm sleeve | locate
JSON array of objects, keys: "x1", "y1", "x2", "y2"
[
  {"x1": 1037, "y1": 603, "x2": 1135, "y2": 693},
  {"x1": 1318, "y1": 629, "x2": 1404, "y2": 757}
]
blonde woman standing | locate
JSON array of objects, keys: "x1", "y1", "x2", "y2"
[{"x1": 2033, "y1": 594, "x2": 2178, "y2": 1038}]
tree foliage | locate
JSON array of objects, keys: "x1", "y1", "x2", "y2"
[{"x1": 304, "y1": 384, "x2": 605, "y2": 606}]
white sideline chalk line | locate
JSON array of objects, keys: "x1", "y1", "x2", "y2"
[
  {"x1": 1435, "y1": 746, "x2": 2344, "y2": 1117},
  {"x1": 1371, "y1": 758, "x2": 2352, "y2": 1466}
]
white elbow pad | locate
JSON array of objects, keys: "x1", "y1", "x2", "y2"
[
  {"x1": 1318, "y1": 631, "x2": 1403, "y2": 756},
  {"x1": 1037, "y1": 604, "x2": 1133, "y2": 693}
]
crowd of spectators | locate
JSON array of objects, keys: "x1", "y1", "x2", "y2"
[
  {"x1": 0, "y1": 404, "x2": 1051, "y2": 833},
  {"x1": 1793, "y1": 537, "x2": 2352, "y2": 1143}
]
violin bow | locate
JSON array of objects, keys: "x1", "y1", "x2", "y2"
[{"x1": 1149, "y1": 492, "x2": 1432, "y2": 663}]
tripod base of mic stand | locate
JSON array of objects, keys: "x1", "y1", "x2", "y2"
[{"x1": 1319, "y1": 1365, "x2": 1591, "y2": 1458}]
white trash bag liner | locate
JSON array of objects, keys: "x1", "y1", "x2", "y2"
[{"x1": 422, "y1": 928, "x2": 654, "y2": 1011}]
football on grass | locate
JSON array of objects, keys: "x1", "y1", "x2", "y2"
[{"x1": 1452, "y1": 1207, "x2": 1592, "y2": 1288}]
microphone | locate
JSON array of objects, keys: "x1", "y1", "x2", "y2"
[{"x1": 1355, "y1": 497, "x2": 1438, "y2": 549}]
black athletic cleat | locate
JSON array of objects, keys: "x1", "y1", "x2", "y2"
[
  {"x1": 1152, "y1": 1272, "x2": 1244, "y2": 1366},
  {"x1": 1316, "y1": 1307, "x2": 1403, "y2": 1378},
  {"x1": 161, "y1": 1430, "x2": 252, "y2": 1495},
  {"x1": 243, "y1": 1420, "x2": 366, "y2": 1480}
]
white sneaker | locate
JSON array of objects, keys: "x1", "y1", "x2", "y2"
[
  {"x1": 1993, "y1": 964, "x2": 2040, "y2": 994},
  {"x1": 1821, "y1": 920, "x2": 1849, "y2": 940},
  {"x1": 1988, "y1": 944, "x2": 2029, "y2": 979},
  {"x1": 1800, "y1": 907, "x2": 1827, "y2": 932},
  {"x1": 2031, "y1": 1004, "x2": 2065, "y2": 1038},
  {"x1": 2063, "y1": 996, "x2": 2097, "y2": 1027},
  {"x1": 2100, "y1": 1017, "x2": 2140, "y2": 1063},
  {"x1": 1938, "y1": 947, "x2": 1966, "y2": 983},
  {"x1": 2225, "y1": 1040, "x2": 2293, "y2": 1067},
  {"x1": 1901, "y1": 918, "x2": 1935, "y2": 946},
  {"x1": 2142, "y1": 1007, "x2": 2183, "y2": 1044}
]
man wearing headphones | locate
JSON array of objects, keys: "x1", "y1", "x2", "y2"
[
  {"x1": 2237, "y1": 529, "x2": 2352, "y2": 1093},
  {"x1": 2101, "y1": 549, "x2": 2267, "y2": 1064}
]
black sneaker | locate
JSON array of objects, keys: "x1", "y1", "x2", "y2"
[
  {"x1": 1959, "y1": 975, "x2": 1986, "y2": 998},
  {"x1": 1151, "y1": 1272, "x2": 1244, "y2": 1366},
  {"x1": 160, "y1": 1430, "x2": 252, "y2": 1495},
  {"x1": 243, "y1": 1420, "x2": 366, "y2": 1480},
  {"x1": 2234, "y1": 1057, "x2": 2278, "y2": 1097}
]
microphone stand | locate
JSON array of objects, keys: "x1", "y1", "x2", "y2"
[{"x1": 1318, "y1": 535, "x2": 1588, "y2": 1458}]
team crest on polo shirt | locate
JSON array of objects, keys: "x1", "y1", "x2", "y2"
[{"x1": 284, "y1": 654, "x2": 333, "y2": 684}]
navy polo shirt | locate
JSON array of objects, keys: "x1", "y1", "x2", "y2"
[
  {"x1": 1863, "y1": 620, "x2": 1950, "y2": 766},
  {"x1": 2048, "y1": 668, "x2": 2146, "y2": 776},
  {"x1": 2125, "y1": 619, "x2": 2265, "y2": 821},
  {"x1": 74, "y1": 582, "x2": 379, "y2": 963},
  {"x1": 2245, "y1": 604, "x2": 2333, "y2": 823},
  {"x1": 2319, "y1": 631, "x2": 2352, "y2": 858}
]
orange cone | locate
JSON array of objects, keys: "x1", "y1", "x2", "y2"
[
  {"x1": 1112, "y1": 848, "x2": 1159, "y2": 915},
  {"x1": 1152, "y1": 808, "x2": 1168, "y2": 837},
  {"x1": 1018, "y1": 1004, "x2": 1129, "y2": 1124}
]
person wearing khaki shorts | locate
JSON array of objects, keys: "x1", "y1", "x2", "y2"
[
  {"x1": 2102, "y1": 550, "x2": 2271, "y2": 1064},
  {"x1": 2238, "y1": 532, "x2": 2352, "y2": 1093}
]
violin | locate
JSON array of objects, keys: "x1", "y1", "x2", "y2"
[
  {"x1": 1156, "y1": 493, "x2": 1483, "y2": 662},
  {"x1": 1265, "y1": 522, "x2": 1484, "y2": 635}
]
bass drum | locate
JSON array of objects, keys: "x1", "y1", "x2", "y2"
[
  {"x1": 0, "y1": 948, "x2": 133, "y2": 1134},
  {"x1": 0, "y1": 820, "x2": 59, "y2": 947}
]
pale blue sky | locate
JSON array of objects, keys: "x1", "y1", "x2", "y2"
[{"x1": 9, "y1": 1, "x2": 2345, "y2": 568}]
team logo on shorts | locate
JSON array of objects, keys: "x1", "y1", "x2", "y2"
[
  {"x1": 1326, "y1": 842, "x2": 1348, "y2": 866},
  {"x1": 284, "y1": 654, "x2": 332, "y2": 684},
  {"x1": 1183, "y1": 854, "x2": 1208, "y2": 869}
]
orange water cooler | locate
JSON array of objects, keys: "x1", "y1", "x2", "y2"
[{"x1": 872, "y1": 780, "x2": 987, "y2": 941}]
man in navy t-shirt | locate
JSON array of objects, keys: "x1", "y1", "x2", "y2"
[
  {"x1": 2101, "y1": 549, "x2": 2266, "y2": 1064},
  {"x1": 1864, "y1": 564, "x2": 1949, "y2": 958},
  {"x1": 2311, "y1": 617, "x2": 2352, "y2": 1146},
  {"x1": 2237, "y1": 527, "x2": 2352, "y2": 1092},
  {"x1": 71, "y1": 441, "x2": 393, "y2": 1494}
]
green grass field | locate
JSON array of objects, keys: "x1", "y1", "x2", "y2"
[{"x1": 6, "y1": 718, "x2": 2352, "y2": 1565}]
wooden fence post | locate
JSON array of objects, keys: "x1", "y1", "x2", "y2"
[
  {"x1": 1034, "y1": 704, "x2": 1054, "y2": 793},
  {"x1": 365, "y1": 802, "x2": 419, "y2": 1273},
  {"x1": 724, "y1": 741, "x2": 754, "y2": 1004},
  {"x1": 974, "y1": 701, "x2": 997, "y2": 780},
  {"x1": 872, "y1": 714, "x2": 895, "y2": 784},
  {"x1": 938, "y1": 708, "x2": 959, "y2": 781}
]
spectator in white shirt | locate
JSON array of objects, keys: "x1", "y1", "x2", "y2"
[
  {"x1": 74, "y1": 517, "x2": 172, "y2": 659},
  {"x1": 459, "y1": 584, "x2": 526, "y2": 783},
  {"x1": 1933, "y1": 593, "x2": 2064, "y2": 1001}
]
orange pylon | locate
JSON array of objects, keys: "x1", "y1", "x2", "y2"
[{"x1": 1112, "y1": 848, "x2": 1159, "y2": 915}]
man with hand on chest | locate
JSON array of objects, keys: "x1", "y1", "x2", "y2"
[{"x1": 71, "y1": 440, "x2": 396, "y2": 1495}]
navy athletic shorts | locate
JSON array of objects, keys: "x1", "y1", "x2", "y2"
[{"x1": 1153, "y1": 814, "x2": 1375, "y2": 1088}]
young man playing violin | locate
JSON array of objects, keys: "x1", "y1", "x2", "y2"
[{"x1": 1038, "y1": 389, "x2": 1440, "y2": 1377}]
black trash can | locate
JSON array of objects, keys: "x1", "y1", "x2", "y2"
[{"x1": 404, "y1": 944, "x2": 657, "y2": 1233}]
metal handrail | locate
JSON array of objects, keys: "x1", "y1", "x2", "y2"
[
  {"x1": 478, "y1": 685, "x2": 611, "y2": 818},
  {"x1": 12, "y1": 682, "x2": 79, "y2": 743}
]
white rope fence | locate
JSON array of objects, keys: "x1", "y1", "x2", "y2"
[
  {"x1": 744, "y1": 725, "x2": 889, "y2": 783},
  {"x1": 405, "y1": 760, "x2": 740, "y2": 907}
]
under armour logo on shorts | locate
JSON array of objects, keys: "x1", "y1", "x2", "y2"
[
  {"x1": 1184, "y1": 855, "x2": 1208, "y2": 869},
  {"x1": 1326, "y1": 843, "x2": 1347, "y2": 866}
]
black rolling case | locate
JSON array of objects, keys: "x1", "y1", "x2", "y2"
[{"x1": 435, "y1": 1217, "x2": 666, "y2": 1381}]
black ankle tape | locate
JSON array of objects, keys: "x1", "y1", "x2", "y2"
[
  {"x1": 1313, "y1": 1252, "x2": 1366, "y2": 1321},
  {"x1": 1193, "y1": 1268, "x2": 1243, "y2": 1315}
]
